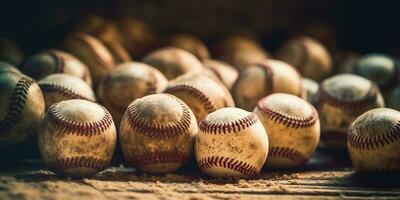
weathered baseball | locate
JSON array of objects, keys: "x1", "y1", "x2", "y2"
[
  {"x1": 119, "y1": 94, "x2": 198, "y2": 173},
  {"x1": 38, "y1": 99, "x2": 116, "y2": 178},
  {"x1": 351, "y1": 53, "x2": 399, "y2": 91},
  {"x1": 0, "y1": 61, "x2": 21, "y2": 74},
  {"x1": 318, "y1": 74, "x2": 385, "y2": 151},
  {"x1": 195, "y1": 107, "x2": 269, "y2": 177},
  {"x1": 20, "y1": 49, "x2": 92, "y2": 86},
  {"x1": 97, "y1": 62, "x2": 168, "y2": 125},
  {"x1": 102, "y1": 40, "x2": 132, "y2": 64},
  {"x1": 203, "y1": 59, "x2": 239, "y2": 90},
  {"x1": 276, "y1": 35, "x2": 332, "y2": 81},
  {"x1": 168, "y1": 34, "x2": 210, "y2": 61},
  {"x1": 348, "y1": 108, "x2": 400, "y2": 173},
  {"x1": 164, "y1": 73, "x2": 235, "y2": 121},
  {"x1": 253, "y1": 93, "x2": 320, "y2": 168},
  {"x1": 0, "y1": 71, "x2": 45, "y2": 145},
  {"x1": 232, "y1": 59, "x2": 303, "y2": 111},
  {"x1": 143, "y1": 47, "x2": 203, "y2": 80},
  {"x1": 61, "y1": 33, "x2": 115, "y2": 87},
  {"x1": 302, "y1": 78, "x2": 319, "y2": 106},
  {"x1": 0, "y1": 39, "x2": 23, "y2": 66},
  {"x1": 38, "y1": 74, "x2": 96, "y2": 110}
]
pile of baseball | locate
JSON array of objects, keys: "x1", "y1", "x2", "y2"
[{"x1": 1, "y1": 17, "x2": 399, "y2": 179}]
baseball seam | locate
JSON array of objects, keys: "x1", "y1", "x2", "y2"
[
  {"x1": 45, "y1": 103, "x2": 113, "y2": 136},
  {"x1": 47, "y1": 50, "x2": 65, "y2": 73},
  {"x1": 0, "y1": 77, "x2": 34, "y2": 133},
  {"x1": 129, "y1": 150, "x2": 189, "y2": 167},
  {"x1": 319, "y1": 83, "x2": 379, "y2": 111},
  {"x1": 199, "y1": 113, "x2": 258, "y2": 134},
  {"x1": 257, "y1": 63, "x2": 274, "y2": 96},
  {"x1": 348, "y1": 122, "x2": 400, "y2": 150},
  {"x1": 48, "y1": 156, "x2": 109, "y2": 171},
  {"x1": 198, "y1": 156, "x2": 259, "y2": 176},
  {"x1": 164, "y1": 84, "x2": 216, "y2": 113},
  {"x1": 268, "y1": 147, "x2": 308, "y2": 164},
  {"x1": 126, "y1": 95, "x2": 192, "y2": 138},
  {"x1": 39, "y1": 83, "x2": 94, "y2": 101}
]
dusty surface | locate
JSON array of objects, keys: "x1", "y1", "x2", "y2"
[{"x1": 0, "y1": 150, "x2": 399, "y2": 200}]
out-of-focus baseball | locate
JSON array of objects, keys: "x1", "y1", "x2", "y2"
[
  {"x1": 388, "y1": 86, "x2": 400, "y2": 110},
  {"x1": 38, "y1": 74, "x2": 96, "y2": 110},
  {"x1": 143, "y1": 47, "x2": 203, "y2": 80},
  {"x1": 97, "y1": 62, "x2": 168, "y2": 125},
  {"x1": 302, "y1": 78, "x2": 319, "y2": 106},
  {"x1": 20, "y1": 49, "x2": 92, "y2": 86},
  {"x1": 102, "y1": 40, "x2": 132, "y2": 64},
  {"x1": 276, "y1": 35, "x2": 332, "y2": 81},
  {"x1": 168, "y1": 34, "x2": 210, "y2": 61},
  {"x1": 318, "y1": 74, "x2": 385, "y2": 151},
  {"x1": 348, "y1": 108, "x2": 400, "y2": 173},
  {"x1": 0, "y1": 71, "x2": 45, "y2": 145},
  {"x1": 164, "y1": 73, "x2": 234, "y2": 121},
  {"x1": 232, "y1": 59, "x2": 303, "y2": 111},
  {"x1": 61, "y1": 33, "x2": 115, "y2": 87},
  {"x1": 203, "y1": 59, "x2": 239, "y2": 90},
  {"x1": 0, "y1": 39, "x2": 23, "y2": 66},
  {"x1": 38, "y1": 99, "x2": 117, "y2": 178},
  {"x1": 0, "y1": 61, "x2": 21, "y2": 74},
  {"x1": 254, "y1": 93, "x2": 320, "y2": 168},
  {"x1": 119, "y1": 94, "x2": 198, "y2": 173},
  {"x1": 195, "y1": 107, "x2": 269, "y2": 177}
]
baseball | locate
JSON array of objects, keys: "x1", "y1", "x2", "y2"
[
  {"x1": 61, "y1": 33, "x2": 115, "y2": 87},
  {"x1": 0, "y1": 71, "x2": 45, "y2": 145},
  {"x1": 348, "y1": 108, "x2": 400, "y2": 173},
  {"x1": 276, "y1": 35, "x2": 332, "y2": 81},
  {"x1": 202, "y1": 59, "x2": 239, "y2": 90},
  {"x1": 119, "y1": 94, "x2": 198, "y2": 173},
  {"x1": 168, "y1": 34, "x2": 210, "y2": 61},
  {"x1": 302, "y1": 78, "x2": 319, "y2": 107},
  {"x1": 195, "y1": 107, "x2": 269, "y2": 177},
  {"x1": 318, "y1": 74, "x2": 385, "y2": 151},
  {"x1": 388, "y1": 86, "x2": 400, "y2": 110},
  {"x1": 102, "y1": 40, "x2": 132, "y2": 64},
  {"x1": 19, "y1": 49, "x2": 92, "y2": 86},
  {"x1": 232, "y1": 59, "x2": 303, "y2": 111},
  {"x1": 0, "y1": 61, "x2": 21, "y2": 74},
  {"x1": 164, "y1": 73, "x2": 235, "y2": 121},
  {"x1": 143, "y1": 47, "x2": 204, "y2": 80},
  {"x1": 0, "y1": 39, "x2": 24, "y2": 66},
  {"x1": 97, "y1": 62, "x2": 168, "y2": 126},
  {"x1": 38, "y1": 74, "x2": 96, "y2": 110},
  {"x1": 38, "y1": 99, "x2": 117, "y2": 178},
  {"x1": 253, "y1": 93, "x2": 320, "y2": 168}
]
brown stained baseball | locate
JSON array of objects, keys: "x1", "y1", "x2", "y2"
[
  {"x1": 143, "y1": 47, "x2": 203, "y2": 80},
  {"x1": 0, "y1": 39, "x2": 24, "y2": 66},
  {"x1": 38, "y1": 99, "x2": 117, "y2": 178},
  {"x1": 164, "y1": 73, "x2": 235, "y2": 121},
  {"x1": 168, "y1": 34, "x2": 210, "y2": 61},
  {"x1": 97, "y1": 62, "x2": 168, "y2": 126},
  {"x1": 102, "y1": 40, "x2": 132, "y2": 64},
  {"x1": 232, "y1": 59, "x2": 303, "y2": 111},
  {"x1": 318, "y1": 74, "x2": 385, "y2": 151},
  {"x1": 0, "y1": 61, "x2": 21, "y2": 74},
  {"x1": 0, "y1": 71, "x2": 45, "y2": 145},
  {"x1": 351, "y1": 53, "x2": 399, "y2": 91},
  {"x1": 61, "y1": 33, "x2": 115, "y2": 87},
  {"x1": 20, "y1": 49, "x2": 92, "y2": 86},
  {"x1": 202, "y1": 59, "x2": 239, "y2": 90},
  {"x1": 119, "y1": 94, "x2": 198, "y2": 173},
  {"x1": 195, "y1": 107, "x2": 269, "y2": 177},
  {"x1": 348, "y1": 108, "x2": 400, "y2": 173},
  {"x1": 38, "y1": 74, "x2": 96, "y2": 110},
  {"x1": 253, "y1": 93, "x2": 320, "y2": 168},
  {"x1": 302, "y1": 78, "x2": 319, "y2": 107},
  {"x1": 276, "y1": 36, "x2": 332, "y2": 81}
]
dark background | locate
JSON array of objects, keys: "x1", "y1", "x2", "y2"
[{"x1": 0, "y1": 0, "x2": 398, "y2": 55}]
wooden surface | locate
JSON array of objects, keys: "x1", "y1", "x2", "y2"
[{"x1": 0, "y1": 150, "x2": 399, "y2": 200}]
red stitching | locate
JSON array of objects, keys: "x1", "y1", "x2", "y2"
[
  {"x1": 46, "y1": 50, "x2": 65, "y2": 73},
  {"x1": 0, "y1": 77, "x2": 34, "y2": 134},
  {"x1": 39, "y1": 83, "x2": 95, "y2": 101},
  {"x1": 129, "y1": 151, "x2": 189, "y2": 167},
  {"x1": 348, "y1": 122, "x2": 400, "y2": 150},
  {"x1": 256, "y1": 63, "x2": 274, "y2": 95},
  {"x1": 45, "y1": 102, "x2": 113, "y2": 136},
  {"x1": 198, "y1": 156, "x2": 259, "y2": 176},
  {"x1": 199, "y1": 113, "x2": 258, "y2": 134},
  {"x1": 126, "y1": 95, "x2": 192, "y2": 139},
  {"x1": 256, "y1": 97, "x2": 318, "y2": 129},
  {"x1": 48, "y1": 156, "x2": 109, "y2": 172},
  {"x1": 164, "y1": 84, "x2": 216, "y2": 113},
  {"x1": 268, "y1": 147, "x2": 308, "y2": 164},
  {"x1": 319, "y1": 83, "x2": 379, "y2": 111}
]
